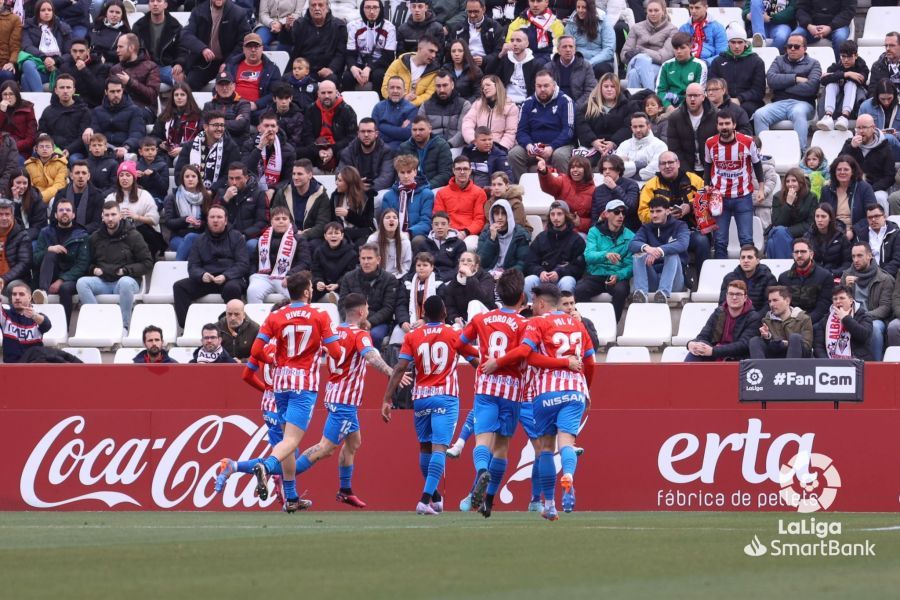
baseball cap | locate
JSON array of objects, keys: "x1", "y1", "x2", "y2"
[
  {"x1": 216, "y1": 72, "x2": 234, "y2": 84},
  {"x1": 605, "y1": 200, "x2": 626, "y2": 212},
  {"x1": 243, "y1": 33, "x2": 263, "y2": 46}
]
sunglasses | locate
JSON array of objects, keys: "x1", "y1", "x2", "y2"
[
  {"x1": 608, "y1": 208, "x2": 625, "y2": 215},
  {"x1": 786, "y1": 44, "x2": 803, "y2": 50}
]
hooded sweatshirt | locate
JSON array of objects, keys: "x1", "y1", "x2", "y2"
[
  {"x1": 503, "y1": 48, "x2": 535, "y2": 105},
  {"x1": 476, "y1": 198, "x2": 530, "y2": 271},
  {"x1": 614, "y1": 128, "x2": 669, "y2": 181}
]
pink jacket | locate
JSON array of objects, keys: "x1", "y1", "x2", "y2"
[{"x1": 461, "y1": 98, "x2": 520, "y2": 151}]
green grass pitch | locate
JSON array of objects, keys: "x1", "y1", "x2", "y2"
[{"x1": 2, "y1": 512, "x2": 898, "y2": 599}]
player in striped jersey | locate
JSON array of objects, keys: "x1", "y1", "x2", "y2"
[
  {"x1": 250, "y1": 271, "x2": 343, "y2": 513},
  {"x1": 284, "y1": 293, "x2": 409, "y2": 508},
  {"x1": 704, "y1": 109, "x2": 765, "y2": 259},
  {"x1": 382, "y1": 295, "x2": 479, "y2": 515}
]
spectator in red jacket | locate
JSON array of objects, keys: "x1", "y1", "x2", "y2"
[
  {"x1": 537, "y1": 154, "x2": 595, "y2": 235},
  {"x1": 433, "y1": 154, "x2": 487, "y2": 251},
  {"x1": 0, "y1": 82, "x2": 37, "y2": 160}
]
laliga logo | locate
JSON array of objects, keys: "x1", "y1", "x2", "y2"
[
  {"x1": 20, "y1": 415, "x2": 277, "y2": 509},
  {"x1": 746, "y1": 368, "x2": 764, "y2": 386},
  {"x1": 779, "y1": 452, "x2": 841, "y2": 513}
]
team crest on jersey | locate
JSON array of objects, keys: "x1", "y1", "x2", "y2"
[
  {"x1": 688, "y1": 73, "x2": 695, "y2": 81},
  {"x1": 361, "y1": 337, "x2": 371, "y2": 347},
  {"x1": 552, "y1": 105, "x2": 558, "y2": 114}
]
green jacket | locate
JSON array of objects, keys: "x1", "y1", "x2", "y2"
[
  {"x1": 657, "y1": 56, "x2": 708, "y2": 108},
  {"x1": 585, "y1": 221, "x2": 634, "y2": 279},
  {"x1": 33, "y1": 223, "x2": 91, "y2": 282},
  {"x1": 761, "y1": 306, "x2": 814, "y2": 352},
  {"x1": 771, "y1": 191, "x2": 817, "y2": 238}
]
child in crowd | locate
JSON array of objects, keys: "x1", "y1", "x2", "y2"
[
  {"x1": 311, "y1": 221, "x2": 359, "y2": 302},
  {"x1": 136, "y1": 136, "x2": 169, "y2": 210},
  {"x1": 643, "y1": 93, "x2": 669, "y2": 145},
  {"x1": 816, "y1": 40, "x2": 870, "y2": 132},
  {"x1": 283, "y1": 57, "x2": 318, "y2": 112},
  {"x1": 800, "y1": 146, "x2": 830, "y2": 199},
  {"x1": 462, "y1": 126, "x2": 512, "y2": 190},
  {"x1": 24, "y1": 134, "x2": 68, "y2": 203},
  {"x1": 86, "y1": 132, "x2": 118, "y2": 195},
  {"x1": 657, "y1": 31, "x2": 708, "y2": 111}
]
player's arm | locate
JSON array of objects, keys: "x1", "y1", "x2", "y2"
[
  {"x1": 241, "y1": 359, "x2": 267, "y2": 392},
  {"x1": 527, "y1": 352, "x2": 578, "y2": 370},
  {"x1": 321, "y1": 314, "x2": 344, "y2": 361},
  {"x1": 363, "y1": 348, "x2": 412, "y2": 386},
  {"x1": 250, "y1": 333, "x2": 277, "y2": 364},
  {"x1": 381, "y1": 357, "x2": 411, "y2": 423},
  {"x1": 453, "y1": 328, "x2": 480, "y2": 368}
]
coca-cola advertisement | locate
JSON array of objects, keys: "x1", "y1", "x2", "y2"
[{"x1": 3, "y1": 365, "x2": 900, "y2": 512}]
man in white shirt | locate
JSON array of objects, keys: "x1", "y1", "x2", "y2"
[{"x1": 614, "y1": 112, "x2": 668, "y2": 181}]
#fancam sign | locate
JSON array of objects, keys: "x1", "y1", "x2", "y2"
[{"x1": 739, "y1": 360, "x2": 864, "y2": 402}]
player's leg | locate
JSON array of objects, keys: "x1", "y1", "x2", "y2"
[
  {"x1": 216, "y1": 411, "x2": 287, "y2": 494},
  {"x1": 419, "y1": 396, "x2": 458, "y2": 514},
  {"x1": 480, "y1": 399, "x2": 519, "y2": 518},
  {"x1": 533, "y1": 392, "x2": 562, "y2": 521},
  {"x1": 465, "y1": 395, "x2": 499, "y2": 511},
  {"x1": 256, "y1": 390, "x2": 315, "y2": 508},
  {"x1": 447, "y1": 409, "x2": 475, "y2": 458},
  {"x1": 519, "y1": 401, "x2": 543, "y2": 510},
  {"x1": 413, "y1": 398, "x2": 439, "y2": 514},
  {"x1": 336, "y1": 429, "x2": 366, "y2": 508},
  {"x1": 556, "y1": 393, "x2": 587, "y2": 513}
]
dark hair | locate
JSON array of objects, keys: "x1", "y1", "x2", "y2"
[
  {"x1": 270, "y1": 205, "x2": 293, "y2": 222},
  {"x1": 176, "y1": 164, "x2": 213, "y2": 216},
  {"x1": 336, "y1": 166, "x2": 367, "y2": 214},
  {"x1": 601, "y1": 154, "x2": 625, "y2": 176},
  {"x1": 739, "y1": 244, "x2": 760, "y2": 258},
  {"x1": 160, "y1": 81, "x2": 202, "y2": 122},
  {"x1": 851, "y1": 241, "x2": 872, "y2": 256},
  {"x1": 33, "y1": 0, "x2": 57, "y2": 25},
  {"x1": 359, "y1": 117, "x2": 377, "y2": 127},
  {"x1": 258, "y1": 111, "x2": 278, "y2": 123},
  {"x1": 532, "y1": 283, "x2": 561, "y2": 306},
  {"x1": 227, "y1": 162, "x2": 249, "y2": 176},
  {"x1": 766, "y1": 285, "x2": 792, "y2": 301},
  {"x1": 832, "y1": 284, "x2": 853, "y2": 298},
  {"x1": 411, "y1": 114, "x2": 430, "y2": 126},
  {"x1": 71, "y1": 159, "x2": 89, "y2": 171},
  {"x1": 201, "y1": 323, "x2": 221, "y2": 335},
  {"x1": 792, "y1": 236, "x2": 814, "y2": 251},
  {"x1": 286, "y1": 270, "x2": 313, "y2": 301},
  {"x1": 671, "y1": 31, "x2": 692, "y2": 49},
  {"x1": 339, "y1": 292, "x2": 368, "y2": 318},
  {"x1": 716, "y1": 109, "x2": 735, "y2": 124},
  {"x1": 726, "y1": 279, "x2": 747, "y2": 294},
  {"x1": 201, "y1": 109, "x2": 226, "y2": 124},
  {"x1": 272, "y1": 82, "x2": 294, "y2": 99},
  {"x1": 781, "y1": 168, "x2": 810, "y2": 205},
  {"x1": 95, "y1": 0, "x2": 131, "y2": 33},
  {"x1": 139, "y1": 136, "x2": 157, "y2": 148},
  {"x1": 567, "y1": 156, "x2": 592, "y2": 183},
  {"x1": 142, "y1": 325, "x2": 164, "y2": 343},
  {"x1": 423, "y1": 295, "x2": 445, "y2": 322},
  {"x1": 376, "y1": 208, "x2": 403, "y2": 273},
  {"x1": 446, "y1": 39, "x2": 482, "y2": 82},
  {"x1": 432, "y1": 211, "x2": 450, "y2": 222},
  {"x1": 496, "y1": 269, "x2": 524, "y2": 307},
  {"x1": 534, "y1": 69, "x2": 554, "y2": 82},
  {"x1": 867, "y1": 204, "x2": 885, "y2": 215},
  {"x1": 839, "y1": 39, "x2": 858, "y2": 56},
  {"x1": 648, "y1": 196, "x2": 669, "y2": 210},
  {"x1": 415, "y1": 251, "x2": 435, "y2": 266},
  {"x1": 453, "y1": 154, "x2": 471, "y2": 167},
  {"x1": 359, "y1": 242, "x2": 380, "y2": 257},
  {"x1": 630, "y1": 111, "x2": 650, "y2": 125},
  {"x1": 830, "y1": 154, "x2": 863, "y2": 185},
  {"x1": 560, "y1": 290, "x2": 575, "y2": 299},
  {"x1": 324, "y1": 220, "x2": 344, "y2": 233},
  {"x1": 5, "y1": 169, "x2": 35, "y2": 219},
  {"x1": 418, "y1": 34, "x2": 440, "y2": 50},
  {"x1": 0, "y1": 81, "x2": 24, "y2": 110},
  {"x1": 874, "y1": 78, "x2": 898, "y2": 104},
  {"x1": 102, "y1": 200, "x2": 119, "y2": 211},
  {"x1": 293, "y1": 158, "x2": 314, "y2": 173},
  {"x1": 473, "y1": 126, "x2": 493, "y2": 138},
  {"x1": 571, "y1": 0, "x2": 599, "y2": 40}
]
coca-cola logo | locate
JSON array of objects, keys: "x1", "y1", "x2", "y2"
[{"x1": 21, "y1": 415, "x2": 277, "y2": 509}]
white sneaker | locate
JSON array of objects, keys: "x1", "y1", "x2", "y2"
[
  {"x1": 835, "y1": 116, "x2": 850, "y2": 131},
  {"x1": 416, "y1": 501, "x2": 438, "y2": 515},
  {"x1": 816, "y1": 115, "x2": 834, "y2": 131},
  {"x1": 446, "y1": 438, "x2": 465, "y2": 458},
  {"x1": 752, "y1": 33, "x2": 765, "y2": 48}
]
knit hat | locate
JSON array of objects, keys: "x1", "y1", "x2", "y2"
[
  {"x1": 117, "y1": 161, "x2": 138, "y2": 177},
  {"x1": 726, "y1": 22, "x2": 746, "y2": 43},
  {"x1": 549, "y1": 200, "x2": 571, "y2": 215}
]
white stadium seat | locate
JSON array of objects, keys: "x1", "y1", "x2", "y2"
[
  {"x1": 526, "y1": 215, "x2": 544, "y2": 236},
  {"x1": 617, "y1": 304, "x2": 671, "y2": 347},
  {"x1": 889, "y1": 215, "x2": 900, "y2": 228},
  {"x1": 706, "y1": 8, "x2": 742, "y2": 27},
  {"x1": 883, "y1": 346, "x2": 900, "y2": 362},
  {"x1": 519, "y1": 173, "x2": 555, "y2": 215},
  {"x1": 36, "y1": 303, "x2": 68, "y2": 347},
  {"x1": 264, "y1": 50, "x2": 290, "y2": 74},
  {"x1": 178, "y1": 304, "x2": 226, "y2": 346},
  {"x1": 692, "y1": 259, "x2": 738, "y2": 302},
  {"x1": 759, "y1": 130, "x2": 800, "y2": 174},
  {"x1": 727, "y1": 217, "x2": 764, "y2": 258},
  {"x1": 605, "y1": 346, "x2": 651, "y2": 363},
  {"x1": 671, "y1": 302, "x2": 718, "y2": 346},
  {"x1": 317, "y1": 175, "x2": 337, "y2": 198},
  {"x1": 61, "y1": 347, "x2": 103, "y2": 364},
  {"x1": 576, "y1": 302, "x2": 617, "y2": 346},
  {"x1": 857, "y1": 46, "x2": 884, "y2": 73},
  {"x1": 857, "y1": 8, "x2": 898, "y2": 46},
  {"x1": 661, "y1": 346, "x2": 689, "y2": 363},
  {"x1": 127, "y1": 12, "x2": 144, "y2": 27},
  {"x1": 114, "y1": 348, "x2": 141, "y2": 363},
  {"x1": 193, "y1": 91, "x2": 214, "y2": 109},
  {"x1": 171, "y1": 11, "x2": 190, "y2": 27},
  {"x1": 245, "y1": 303, "x2": 275, "y2": 326},
  {"x1": 666, "y1": 7, "x2": 689, "y2": 29},
  {"x1": 312, "y1": 302, "x2": 341, "y2": 326},
  {"x1": 67, "y1": 305, "x2": 124, "y2": 348},
  {"x1": 760, "y1": 258, "x2": 794, "y2": 279},
  {"x1": 805, "y1": 47, "x2": 836, "y2": 71},
  {"x1": 144, "y1": 261, "x2": 189, "y2": 304},
  {"x1": 122, "y1": 304, "x2": 178, "y2": 347},
  {"x1": 22, "y1": 93, "x2": 51, "y2": 121},
  {"x1": 168, "y1": 347, "x2": 198, "y2": 363},
  {"x1": 810, "y1": 130, "x2": 852, "y2": 164},
  {"x1": 342, "y1": 91, "x2": 379, "y2": 123},
  {"x1": 755, "y1": 47, "x2": 780, "y2": 77}
]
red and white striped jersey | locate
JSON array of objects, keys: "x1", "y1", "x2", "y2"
[
  {"x1": 257, "y1": 302, "x2": 339, "y2": 393},
  {"x1": 324, "y1": 325, "x2": 374, "y2": 406},
  {"x1": 399, "y1": 322, "x2": 462, "y2": 402},
  {"x1": 522, "y1": 311, "x2": 595, "y2": 397},
  {"x1": 461, "y1": 308, "x2": 529, "y2": 402},
  {"x1": 245, "y1": 356, "x2": 277, "y2": 413},
  {"x1": 704, "y1": 133, "x2": 760, "y2": 199}
]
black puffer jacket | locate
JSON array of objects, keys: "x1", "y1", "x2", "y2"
[
  {"x1": 290, "y1": 11, "x2": 347, "y2": 75},
  {"x1": 299, "y1": 99, "x2": 358, "y2": 158},
  {"x1": 39, "y1": 96, "x2": 92, "y2": 157},
  {"x1": 132, "y1": 11, "x2": 184, "y2": 68},
  {"x1": 814, "y1": 306, "x2": 873, "y2": 361},
  {"x1": 188, "y1": 225, "x2": 250, "y2": 281},
  {"x1": 312, "y1": 238, "x2": 358, "y2": 291},
  {"x1": 90, "y1": 94, "x2": 146, "y2": 152},
  {"x1": 180, "y1": 0, "x2": 251, "y2": 64},
  {"x1": 806, "y1": 228, "x2": 851, "y2": 278},
  {"x1": 853, "y1": 221, "x2": 900, "y2": 278},
  {"x1": 87, "y1": 220, "x2": 153, "y2": 282},
  {"x1": 339, "y1": 266, "x2": 399, "y2": 327},
  {"x1": 575, "y1": 91, "x2": 635, "y2": 149},
  {"x1": 14, "y1": 189, "x2": 47, "y2": 242},
  {"x1": 58, "y1": 53, "x2": 109, "y2": 108},
  {"x1": 215, "y1": 181, "x2": 268, "y2": 241},
  {"x1": 719, "y1": 263, "x2": 777, "y2": 313},
  {"x1": 666, "y1": 100, "x2": 717, "y2": 173},
  {"x1": 439, "y1": 268, "x2": 495, "y2": 323},
  {"x1": 524, "y1": 222, "x2": 586, "y2": 280},
  {"x1": 690, "y1": 300, "x2": 761, "y2": 360},
  {"x1": 777, "y1": 263, "x2": 835, "y2": 324},
  {"x1": 708, "y1": 49, "x2": 766, "y2": 111},
  {"x1": 0, "y1": 222, "x2": 32, "y2": 284}
]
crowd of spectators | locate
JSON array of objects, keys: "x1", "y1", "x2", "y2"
[{"x1": 1, "y1": 0, "x2": 900, "y2": 365}]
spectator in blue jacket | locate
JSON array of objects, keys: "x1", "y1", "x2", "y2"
[
  {"x1": 507, "y1": 70, "x2": 575, "y2": 181},
  {"x1": 372, "y1": 76, "x2": 418, "y2": 150},
  {"x1": 629, "y1": 196, "x2": 690, "y2": 302},
  {"x1": 461, "y1": 126, "x2": 511, "y2": 189},
  {"x1": 380, "y1": 154, "x2": 434, "y2": 251},
  {"x1": 679, "y1": 0, "x2": 728, "y2": 65},
  {"x1": 564, "y1": 0, "x2": 616, "y2": 77}
]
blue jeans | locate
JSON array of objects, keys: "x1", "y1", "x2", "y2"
[
  {"x1": 158, "y1": 65, "x2": 173, "y2": 86},
  {"x1": 791, "y1": 26, "x2": 851, "y2": 63},
  {"x1": 749, "y1": 0, "x2": 792, "y2": 51},
  {"x1": 886, "y1": 134, "x2": 900, "y2": 162},
  {"x1": 752, "y1": 99, "x2": 814, "y2": 152},
  {"x1": 523, "y1": 274, "x2": 576, "y2": 302},
  {"x1": 169, "y1": 232, "x2": 200, "y2": 261},
  {"x1": 714, "y1": 194, "x2": 754, "y2": 258},
  {"x1": 370, "y1": 323, "x2": 389, "y2": 349},
  {"x1": 246, "y1": 238, "x2": 258, "y2": 256},
  {"x1": 20, "y1": 61, "x2": 49, "y2": 92},
  {"x1": 0, "y1": 69, "x2": 14, "y2": 84},
  {"x1": 765, "y1": 225, "x2": 795, "y2": 259},
  {"x1": 71, "y1": 25, "x2": 88, "y2": 40},
  {"x1": 871, "y1": 319, "x2": 886, "y2": 362},
  {"x1": 631, "y1": 253, "x2": 684, "y2": 296},
  {"x1": 75, "y1": 276, "x2": 140, "y2": 328},
  {"x1": 626, "y1": 54, "x2": 661, "y2": 90}
]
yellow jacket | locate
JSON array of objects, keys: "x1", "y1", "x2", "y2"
[
  {"x1": 505, "y1": 13, "x2": 566, "y2": 54},
  {"x1": 638, "y1": 170, "x2": 705, "y2": 223},
  {"x1": 25, "y1": 154, "x2": 69, "y2": 203},
  {"x1": 381, "y1": 53, "x2": 440, "y2": 107}
]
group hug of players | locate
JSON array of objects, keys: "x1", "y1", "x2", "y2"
[{"x1": 213, "y1": 268, "x2": 595, "y2": 521}]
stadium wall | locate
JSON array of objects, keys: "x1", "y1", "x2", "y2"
[{"x1": 2, "y1": 364, "x2": 898, "y2": 513}]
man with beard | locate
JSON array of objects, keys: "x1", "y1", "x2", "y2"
[
  {"x1": 749, "y1": 286, "x2": 814, "y2": 360},
  {"x1": 133, "y1": 325, "x2": 177, "y2": 363},
  {"x1": 343, "y1": 0, "x2": 397, "y2": 94},
  {"x1": 639, "y1": 151, "x2": 709, "y2": 271},
  {"x1": 523, "y1": 200, "x2": 585, "y2": 301},
  {"x1": 83, "y1": 78, "x2": 146, "y2": 161},
  {"x1": 418, "y1": 72, "x2": 471, "y2": 149},
  {"x1": 613, "y1": 112, "x2": 668, "y2": 181},
  {"x1": 840, "y1": 243, "x2": 893, "y2": 361},
  {"x1": 242, "y1": 113, "x2": 297, "y2": 199},
  {"x1": 373, "y1": 77, "x2": 418, "y2": 150},
  {"x1": 291, "y1": 0, "x2": 348, "y2": 85},
  {"x1": 271, "y1": 159, "x2": 333, "y2": 242},
  {"x1": 574, "y1": 199, "x2": 634, "y2": 323},
  {"x1": 190, "y1": 323, "x2": 238, "y2": 363},
  {"x1": 109, "y1": 34, "x2": 161, "y2": 124},
  {"x1": 175, "y1": 111, "x2": 242, "y2": 194},
  {"x1": 685, "y1": 279, "x2": 760, "y2": 361},
  {"x1": 338, "y1": 243, "x2": 398, "y2": 349},
  {"x1": 338, "y1": 118, "x2": 396, "y2": 193},
  {"x1": 216, "y1": 163, "x2": 268, "y2": 253},
  {"x1": 50, "y1": 161, "x2": 103, "y2": 233},
  {"x1": 398, "y1": 117, "x2": 453, "y2": 189},
  {"x1": 59, "y1": 39, "x2": 110, "y2": 109},
  {"x1": 777, "y1": 238, "x2": 834, "y2": 326},
  {"x1": 0, "y1": 280, "x2": 51, "y2": 363},
  {"x1": 31, "y1": 199, "x2": 90, "y2": 322},
  {"x1": 298, "y1": 81, "x2": 359, "y2": 171},
  {"x1": 839, "y1": 114, "x2": 897, "y2": 211}
]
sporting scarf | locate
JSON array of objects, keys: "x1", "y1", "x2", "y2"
[
  {"x1": 316, "y1": 97, "x2": 344, "y2": 145},
  {"x1": 196, "y1": 346, "x2": 225, "y2": 363},
  {"x1": 526, "y1": 10, "x2": 556, "y2": 50},
  {"x1": 256, "y1": 134, "x2": 283, "y2": 187},
  {"x1": 189, "y1": 131, "x2": 224, "y2": 190},
  {"x1": 825, "y1": 305, "x2": 853, "y2": 359},
  {"x1": 39, "y1": 24, "x2": 60, "y2": 56},
  {"x1": 175, "y1": 185, "x2": 204, "y2": 220},
  {"x1": 690, "y1": 19, "x2": 707, "y2": 59},
  {"x1": 257, "y1": 227, "x2": 296, "y2": 280},
  {"x1": 409, "y1": 271, "x2": 437, "y2": 322},
  {"x1": 166, "y1": 113, "x2": 200, "y2": 147},
  {"x1": 397, "y1": 181, "x2": 416, "y2": 232}
]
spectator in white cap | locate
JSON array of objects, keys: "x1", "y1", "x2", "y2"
[{"x1": 574, "y1": 198, "x2": 634, "y2": 322}]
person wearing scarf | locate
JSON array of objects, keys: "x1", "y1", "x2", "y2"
[
  {"x1": 677, "y1": 0, "x2": 727, "y2": 64},
  {"x1": 243, "y1": 114, "x2": 297, "y2": 194},
  {"x1": 840, "y1": 243, "x2": 892, "y2": 360},
  {"x1": 816, "y1": 284, "x2": 873, "y2": 360},
  {"x1": 246, "y1": 206, "x2": 311, "y2": 304},
  {"x1": 686, "y1": 280, "x2": 761, "y2": 361},
  {"x1": 389, "y1": 250, "x2": 438, "y2": 344},
  {"x1": 189, "y1": 129, "x2": 225, "y2": 190},
  {"x1": 506, "y1": 0, "x2": 564, "y2": 66},
  {"x1": 189, "y1": 324, "x2": 236, "y2": 363}
]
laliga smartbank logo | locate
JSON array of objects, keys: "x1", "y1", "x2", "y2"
[{"x1": 743, "y1": 518, "x2": 876, "y2": 558}]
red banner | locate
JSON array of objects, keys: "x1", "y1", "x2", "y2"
[{"x1": 2, "y1": 365, "x2": 899, "y2": 512}]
